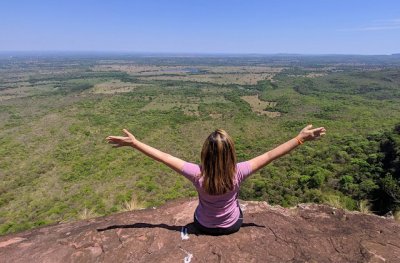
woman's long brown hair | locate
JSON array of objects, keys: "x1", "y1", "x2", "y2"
[{"x1": 201, "y1": 129, "x2": 237, "y2": 195}]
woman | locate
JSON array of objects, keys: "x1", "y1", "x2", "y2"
[{"x1": 106, "y1": 124, "x2": 326, "y2": 235}]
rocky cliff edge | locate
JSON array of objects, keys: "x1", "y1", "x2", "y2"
[{"x1": 0, "y1": 198, "x2": 399, "y2": 263}]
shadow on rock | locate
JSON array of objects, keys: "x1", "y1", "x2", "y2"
[{"x1": 96, "y1": 222, "x2": 265, "y2": 235}]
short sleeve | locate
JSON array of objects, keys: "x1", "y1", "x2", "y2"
[
  {"x1": 236, "y1": 161, "x2": 253, "y2": 184},
  {"x1": 180, "y1": 162, "x2": 201, "y2": 184}
]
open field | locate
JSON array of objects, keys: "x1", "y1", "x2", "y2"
[
  {"x1": 138, "y1": 72, "x2": 274, "y2": 85},
  {"x1": 90, "y1": 80, "x2": 152, "y2": 94},
  {"x1": 93, "y1": 64, "x2": 283, "y2": 85},
  {"x1": 0, "y1": 54, "x2": 400, "y2": 235},
  {"x1": 241, "y1": 95, "x2": 280, "y2": 117}
]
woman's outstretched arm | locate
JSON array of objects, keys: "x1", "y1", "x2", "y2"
[
  {"x1": 106, "y1": 129, "x2": 185, "y2": 173},
  {"x1": 248, "y1": 124, "x2": 326, "y2": 173}
]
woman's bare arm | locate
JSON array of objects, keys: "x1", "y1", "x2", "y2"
[
  {"x1": 248, "y1": 125, "x2": 326, "y2": 173},
  {"x1": 106, "y1": 129, "x2": 185, "y2": 173}
]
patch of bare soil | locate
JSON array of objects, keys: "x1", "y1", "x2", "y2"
[
  {"x1": 241, "y1": 95, "x2": 280, "y2": 117},
  {"x1": 90, "y1": 80, "x2": 150, "y2": 94}
]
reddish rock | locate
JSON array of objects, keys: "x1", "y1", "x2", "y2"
[{"x1": 0, "y1": 198, "x2": 399, "y2": 262}]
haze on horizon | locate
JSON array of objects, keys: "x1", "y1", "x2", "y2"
[{"x1": 1, "y1": 0, "x2": 400, "y2": 55}]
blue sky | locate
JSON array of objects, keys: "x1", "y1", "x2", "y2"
[{"x1": 1, "y1": 0, "x2": 399, "y2": 54}]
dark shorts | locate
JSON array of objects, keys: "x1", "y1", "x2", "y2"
[{"x1": 193, "y1": 207, "x2": 243, "y2": 236}]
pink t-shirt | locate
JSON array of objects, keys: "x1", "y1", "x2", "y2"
[{"x1": 180, "y1": 161, "x2": 253, "y2": 228}]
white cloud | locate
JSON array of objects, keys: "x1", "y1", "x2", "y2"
[{"x1": 338, "y1": 18, "x2": 400, "y2": 31}]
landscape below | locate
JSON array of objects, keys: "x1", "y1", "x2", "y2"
[{"x1": 0, "y1": 54, "x2": 399, "y2": 235}]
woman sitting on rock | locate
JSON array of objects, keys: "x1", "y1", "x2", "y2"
[{"x1": 106, "y1": 125, "x2": 326, "y2": 235}]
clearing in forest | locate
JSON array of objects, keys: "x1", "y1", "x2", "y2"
[
  {"x1": 94, "y1": 64, "x2": 283, "y2": 85},
  {"x1": 241, "y1": 95, "x2": 281, "y2": 118},
  {"x1": 90, "y1": 80, "x2": 151, "y2": 94}
]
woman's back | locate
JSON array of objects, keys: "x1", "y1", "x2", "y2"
[{"x1": 181, "y1": 161, "x2": 252, "y2": 228}]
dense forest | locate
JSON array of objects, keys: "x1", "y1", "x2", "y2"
[{"x1": 0, "y1": 54, "x2": 399, "y2": 235}]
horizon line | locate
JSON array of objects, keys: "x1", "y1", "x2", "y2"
[{"x1": 0, "y1": 50, "x2": 399, "y2": 57}]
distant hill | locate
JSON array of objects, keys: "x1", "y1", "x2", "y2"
[{"x1": 0, "y1": 198, "x2": 399, "y2": 262}]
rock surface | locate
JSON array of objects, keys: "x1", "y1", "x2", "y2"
[{"x1": 0, "y1": 198, "x2": 399, "y2": 263}]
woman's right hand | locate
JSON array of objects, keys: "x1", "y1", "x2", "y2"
[
  {"x1": 298, "y1": 124, "x2": 326, "y2": 142},
  {"x1": 106, "y1": 129, "x2": 137, "y2": 148}
]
